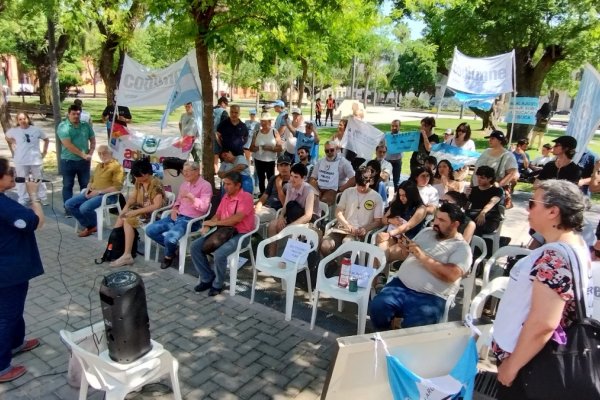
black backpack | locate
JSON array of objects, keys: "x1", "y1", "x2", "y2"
[{"x1": 95, "y1": 226, "x2": 140, "y2": 264}]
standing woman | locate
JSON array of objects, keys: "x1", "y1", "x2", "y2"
[
  {"x1": 529, "y1": 103, "x2": 551, "y2": 151},
  {"x1": 5, "y1": 113, "x2": 50, "y2": 206},
  {"x1": 410, "y1": 117, "x2": 439, "y2": 172},
  {"x1": 332, "y1": 119, "x2": 356, "y2": 161},
  {"x1": 110, "y1": 159, "x2": 165, "y2": 267},
  {"x1": 250, "y1": 113, "x2": 282, "y2": 194},
  {"x1": 492, "y1": 180, "x2": 592, "y2": 398},
  {"x1": 0, "y1": 158, "x2": 45, "y2": 382}
]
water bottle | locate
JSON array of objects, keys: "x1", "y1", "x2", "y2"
[{"x1": 338, "y1": 257, "x2": 351, "y2": 288}]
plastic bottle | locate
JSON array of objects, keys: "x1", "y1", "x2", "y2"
[{"x1": 338, "y1": 257, "x2": 351, "y2": 288}]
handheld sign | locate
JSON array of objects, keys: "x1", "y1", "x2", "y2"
[{"x1": 281, "y1": 239, "x2": 312, "y2": 265}]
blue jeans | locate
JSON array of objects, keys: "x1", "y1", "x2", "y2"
[
  {"x1": 61, "y1": 159, "x2": 91, "y2": 206},
  {"x1": 389, "y1": 159, "x2": 402, "y2": 191},
  {"x1": 0, "y1": 282, "x2": 28, "y2": 372},
  {"x1": 370, "y1": 278, "x2": 446, "y2": 330},
  {"x1": 190, "y1": 233, "x2": 245, "y2": 289},
  {"x1": 145, "y1": 215, "x2": 200, "y2": 258},
  {"x1": 64, "y1": 193, "x2": 110, "y2": 228}
]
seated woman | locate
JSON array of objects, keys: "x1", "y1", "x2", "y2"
[
  {"x1": 410, "y1": 166, "x2": 439, "y2": 214},
  {"x1": 467, "y1": 165, "x2": 504, "y2": 237},
  {"x1": 110, "y1": 159, "x2": 165, "y2": 267},
  {"x1": 432, "y1": 159, "x2": 463, "y2": 199},
  {"x1": 376, "y1": 180, "x2": 427, "y2": 263},
  {"x1": 267, "y1": 163, "x2": 320, "y2": 256},
  {"x1": 442, "y1": 191, "x2": 475, "y2": 243}
]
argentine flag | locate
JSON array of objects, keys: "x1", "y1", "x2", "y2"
[
  {"x1": 160, "y1": 60, "x2": 203, "y2": 135},
  {"x1": 429, "y1": 143, "x2": 480, "y2": 170}
]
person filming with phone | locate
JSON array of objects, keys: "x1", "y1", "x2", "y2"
[{"x1": 370, "y1": 203, "x2": 472, "y2": 330}]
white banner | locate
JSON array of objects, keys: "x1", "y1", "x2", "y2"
[
  {"x1": 113, "y1": 128, "x2": 192, "y2": 170},
  {"x1": 340, "y1": 117, "x2": 384, "y2": 159},
  {"x1": 568, "y1": 64, "x2": 600, "y2": 164},
  {"x1": 447, "y1": 48, "x2": 515, "y2": 95},
  {"x1": 116, "y1": 51, "x2": 200, "y2": 107}
]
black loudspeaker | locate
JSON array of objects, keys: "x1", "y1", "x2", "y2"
[{"x1": 99, "y1": 271, "x2": 152, "y2": 363}]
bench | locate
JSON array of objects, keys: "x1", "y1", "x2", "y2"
[{"x1": 6, "y1": 101, "x2": 54, "y2": 119}]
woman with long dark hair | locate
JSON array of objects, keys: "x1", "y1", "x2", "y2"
[
  {"x1": 529, "y1": 103, "x2": 552, "y2": 151},
  {"x1": 432, "y1": 159, "x2": 462, "y2": 199}
]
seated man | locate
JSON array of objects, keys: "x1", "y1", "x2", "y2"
[
  {"x1": 145, "y1": 161, "x2": 212, "y2": 269},
  {"x1": 267, "y1": 163, "x2": 320, "y2": 256},
  {"x1": 374, "y1": 144, "x2": 393, "y2": 184},
  {"x1": 512, "y1": 138, "x2": 532, "y2": 180},
  {"x1": 255, "y1": 156, "x2": 291, "y2": 224},
  {"x1": 309, "y1": 141, "x2": 355, "y2": 205},
  {"x1": 370, "y1": 203, "x2": 472, "y2": 329},
  {"x1": 296, "y1": 146, "x2": 314, "y2": 179},
  {"x1": 65, "y1": 145, "x2": 124, "y2": 237},
  {"x1": 320, "y1": 170, "x2": 383, "y2": 257},
  {"x1": 218, "y1": 149, "x2": 253, "y2": 193},
  {"x1": 190, "y1": 171, "x2": 255, "y2": 296}
]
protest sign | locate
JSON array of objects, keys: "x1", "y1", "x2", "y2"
[
  {"x1": 385, "y1": 131, "x2": 420, "y2": 154},
  {"x1": 281, "y1": 239, "x2": 312, "y2": 265},
  {"x1": 505, "y1": 97, "x2": 539, "y2": 124},
  {"x1": 340, "y1": 117, "x2": 384, "y2": 159}
]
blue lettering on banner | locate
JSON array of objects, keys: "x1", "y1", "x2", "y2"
[
  {"x1": 385, "y1": 131, "x2": 420, "y2": 154},
  {"x1": 505, "y1": 97, "x2": 539, "y2": 124}
]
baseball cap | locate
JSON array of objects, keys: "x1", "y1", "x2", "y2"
[
  {"x1": 553, "y1": 135, "x2": 577, "y2": 149},
  {"x1": 291, "y1": 107, "x2": 301, "y2": 114},
  {"x1": 249, "y1": 108, "x2": 257, "y2": 115},
  {"x1": 259, "y1": 112, "x2": 274, "y2": 121},
  {"x1": 272, "y1": 100, "x2": 285, "y2": 107},
  {"x1": 277, "y1": 155, "x2": 292, "y2": 165},
  {"x1": 484, "y1": 130, "x2": 507, "y2": 142},
  {"x1": 444, "y1": 128, "x2": 453, "y2": 135}
]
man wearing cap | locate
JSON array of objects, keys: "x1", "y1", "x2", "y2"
[
  {"x1": 309, "y1": 140, "x2": 356, "y2": 205},
  {"x1": 272, "y1": 100, "x2": 287, "y2": 134},
  {"x1": 281, "y1": 107, "x2": 302, "y2": 160},
  {"x1": 325, "y1": 94, "x2": 336, "y2": 126},
  {"x1": 244, "y1": 109, "x2": 259, "y2": 162},
  {"x1": 384, "y1": 120, "x2": 403, "y2": 190},
  {"x1": 218, "y1": 149, "x2": 253, "y2": 194},
  {"x1": 216, "y1": 104, "x2": 248, "y2": 157},
  {"x1": 179, "y1": 102, "x2": 201, "y2": 162},
  {"x1": 255, "y1": 156, "x2": 291, "y2": 224},
  {"x1": 213, "y1": 96, "x2": 229, "y2": 170},
  {"x1": 534, "y1": 135, "x2": 581, "y2": 186}
]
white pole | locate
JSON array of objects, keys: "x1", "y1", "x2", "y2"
[{"x1": 507, "y1": 50, "x2": 517, "y2": 144}]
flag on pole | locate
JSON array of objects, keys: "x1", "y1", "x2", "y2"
[
  {"x1": 160, "y1": 60, "x2": 203, "y2": 130},
  {"x1": 567, "y1": 64, "x2": 600, "y2": 164}
]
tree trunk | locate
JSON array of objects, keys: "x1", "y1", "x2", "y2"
[
  {"x1": 363, "y1": 72, "x2": 371, "y2": 108},
  {"x1": 47, "y1": 15, "x2": 63, "y2": 170},
  {"x1": 297, "y1": 58, "x2": 308, "y2": 107},
  {"x1": 0, "y1": 89, "x2": 12, "y2": 155},
  {"x1": 37, "y1": 64, "x2": 52, "y2": 105},
  {"x1": 195, "y1": 32, "x2": 216, "y2": 186}
]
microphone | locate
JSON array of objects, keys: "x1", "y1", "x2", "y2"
[{"x1": 15, "y1": 177, "x2": 51, "y2": 183}]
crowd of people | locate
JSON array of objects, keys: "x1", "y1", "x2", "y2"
[{"x1": 2, "y1": 97, "x2": 599, "y2": 397}]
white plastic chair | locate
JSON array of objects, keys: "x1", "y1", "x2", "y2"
[
  {"x1": 469, "y1": 277, "x2": 510, "y2": 320},
  {"x1": 481, "y1": 245, "x2": 531, "y2": 288},
  {"x1": 314, "y1": 200, "x2": 330, "y2": 229},
  {"x1": 227, "y1": 215, "x2": 260, "y2": 297},
  {"x1": 251, "y1": 226, "x2": 320, "y2": 321},
  {"x1": 482, "y1": 220, "x2": 503, "y2": 255},
  {"x1": 73, "y1": 189, "x2": 123, "y2": 241},
  {"x1": 460, "y1": 235, "x2": 488, "y2": 319},
  {"x1": 310, "y1": 241, "x2": 386, "y2": 335},
  {"x1": 59, "y1": 322, "x2": 182, "y2": 400},
  {"x1": 151, "y1": 204, "x2": 212, "y2": 274},
  {"x1": 142, "y1": 191, "x2": 177, "y2": 261}
]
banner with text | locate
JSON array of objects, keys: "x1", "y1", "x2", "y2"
[
  {"x1": 447, "y1": 48, "x2": 515, "y2": 95},
  {"x1": 385, "y1": 131, "x2": 420, "y2": 154},
  {"x1": 340, "y1": 117, "x2": 384, "y2": 159},
  {"x1": 505, "y1": 97, "x2": 539, "y2": 124},
  {"x1": 567, "y1": 64, "x2": 600, "y2": 164},
  {"x1": 112, "y1": 128, "x2": 192, "y2": 170},
  {"x1": 116, "y1": 51, "x2": 200, "y2": 107}
]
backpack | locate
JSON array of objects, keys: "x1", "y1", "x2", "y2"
[{"x1": 95, "y1": 226, "x2": 140, "y2": 264}]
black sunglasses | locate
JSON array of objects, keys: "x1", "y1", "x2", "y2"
[{"x1": 325, "y1": 149, "x2": 336, "y2": 153}]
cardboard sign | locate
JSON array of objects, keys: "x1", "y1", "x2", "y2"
[
  {"x1": 281, "y1": 239, "x2": 312, "y2": 265},
  {"x1": 505, "y1": 97, "x2": 539, "y2": 124},
  {"x1": 385, "y1": 131, "x2": 420, "y2": 154}
]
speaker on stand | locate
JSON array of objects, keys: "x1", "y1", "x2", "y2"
[{"x1": 100, "y1": 270, "x2": 152, "y2": 363}]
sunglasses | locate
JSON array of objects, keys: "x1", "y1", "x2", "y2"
[
  {"x1": 25, "y1": 133, "x2": 30, "y2": 143},
  {"x1": 528, "y1": 199, "x2": 549, "y2": 209},
  {"x1": 325, "y1": 149, "x2": 336, "y2": 154}
]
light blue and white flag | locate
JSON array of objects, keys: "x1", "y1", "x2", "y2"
[
  {"x1": 453, "y1": 91, "x2": 498, "y2": 111},
  {"x1": 567, "y1": 64, "x2": 600, "y2": 164},
  {"x1": 430, "y1": 143, "x2": 481, "y2": 170},
  {"x1": 160, "y1": 60, "x2": 203, "y2": 134}
]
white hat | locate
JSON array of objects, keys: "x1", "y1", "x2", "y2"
[
  {"x1": 260, "y1": 112, "x2": 274, "y2": 121},
  {"x1": 291, "y1": 107, "x2": 302, "y2": 114}
]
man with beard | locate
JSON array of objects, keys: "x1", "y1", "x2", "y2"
[
  {"x1": 296, "y1": 146, "x2": 313, "y2": 180},
  {"x1": 369, "y1": 203, "x2": 472, "y2": 330}
]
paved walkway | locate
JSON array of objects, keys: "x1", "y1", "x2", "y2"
[{"x1": 1, "y1": 115, "x2": 598, "y2": 399}]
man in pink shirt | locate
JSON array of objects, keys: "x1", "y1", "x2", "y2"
[
  {"x1": 190, "y1": 171, "x2": 255, "y2": 296},
  {"x1": 146, "y1": 161, "x2": 212, "y2": 269}
]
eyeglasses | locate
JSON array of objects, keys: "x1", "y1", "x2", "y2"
[
  {"x1": 456, "y1": 129, "x2": 465, "y2": 133},
  {"x1": 25, "y1": 134, "x2": 30, "y2": 143},
  {"x1": 528, "y1": 199, "x2": 549, "y2": 209},
  {"x1": 325, "y1": 149, "x2": 335, "y2": 154}
]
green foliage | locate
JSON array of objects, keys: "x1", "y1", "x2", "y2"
[{"x1": 391, "y1": 39, "x2": 437, "y2": 96}]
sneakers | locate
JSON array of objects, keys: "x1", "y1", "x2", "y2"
[
  {"x1": 12, "y1": 338, "x2": 40, "y2": 356},
  {"x1": 109, "y1": 254, "x2": 135, "y2": 267},
  {"x1": 0, "y1": 366, "x2": 26, "y2": 383},
  {"x1": 78, "y1": 226, "x2": 98, "y2": 238},
  {"x1": 64, "y1": 210, "x2": 73, "y2": 218}
]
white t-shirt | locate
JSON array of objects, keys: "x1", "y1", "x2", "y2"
[
  {"x1": 531, "y1": 155, "x2": 554, "y2": 167},
  {"x1": 311, "y1": 155, "x2": 355, "y2": 190},
  {"x1": 418, "y1": 184, "x2": 439, "y2": 206},
  {"x1": 282, "y1": 126, "x2": 299, "y2": 154},
  {"x1": 446, "y1": 137, "x2": 476, "y2": 152},
  {"x1": 337, "y1": 187, "x2": 384, "y2": 228},
  {"x1": 6, "y1": 126, "x2": 48, "y2": 165},
  {"x1": 397, "y1": 228, "x2": 472, "y2": 299},
  {"x1": 253, "y1": 129, "x2": 278, "y2": 162}
]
